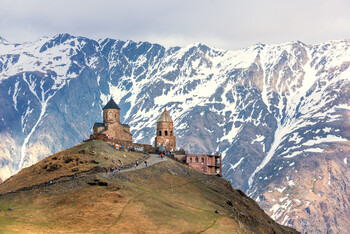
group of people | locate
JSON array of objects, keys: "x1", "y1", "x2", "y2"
[
  {"x1": 105, "y1": 159, "x2": 149, "y2": 172},
  {"x1": 105, "y1": 166, "x2": 121, "y2": 173},
  {"x1": 134, "y1": 160, "x2": 148, "y2": 169}
]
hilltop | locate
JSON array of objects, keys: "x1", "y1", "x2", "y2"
[{"x1": 0, "y1": 140, "x2": 297, "y2": 233}]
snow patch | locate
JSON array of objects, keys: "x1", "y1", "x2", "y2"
[
  {"x1": 304, "y1": 148, "x2": 324, "y2": 153},
  {"x1": 251, "y1": 135, "x2": 265, "y2": 144},
  {"x1": 275, "y1": 187, "x2": 286, "y2": 193},
  {"x1": 270, "y1": 199, "x2": 292, "y2": 220},
  {"x1": 303, "y1": 135, "x2": 347, "y2": 146},
  {"x1": 228, "y1": 157, "x2": 244, "y2": 171}
]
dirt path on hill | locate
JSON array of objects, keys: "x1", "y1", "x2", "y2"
[
  {"x1": 0, "y1": 154, "x2": 167, "y2": 196},
  {"x1": 120, "y1": 154, "x2": 167, "y2": 172}
]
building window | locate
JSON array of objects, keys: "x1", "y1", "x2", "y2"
[
  {"x1": 190, "y1": 157, "x2": 192, "y2": 163},
  {"x1": 170, "y1": 131, "x2": 173, "y2": 136},
  {"x1": 159, "y1": 131, "x2": 162, "y2": 136},
  {"x1": 201, "y1": 157, "x2": 204, "y2": 163},
  {"x1": 165, "y1": 130, "x2": 168, "y2": 136},
  {"x1": 195, "y1": 157, "x2": 199, "y2": 163}
]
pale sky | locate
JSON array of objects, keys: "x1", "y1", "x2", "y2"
[{"x1": 1, "y1": 0, "x2": 350, "y2": 50}]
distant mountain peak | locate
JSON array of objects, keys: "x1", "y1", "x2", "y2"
[{"x1": 0, "y1": 36, "x2": 9, "y2": 44}]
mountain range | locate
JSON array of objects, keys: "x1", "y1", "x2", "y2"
[{"x1": 0, "y1": 34, "x2": 349, "y2": 233}]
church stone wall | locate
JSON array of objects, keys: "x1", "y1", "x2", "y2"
[
  {"x1": 155, "y1": 135, "x2": 176, "y2": 150},
  {"x1": 93, "y1": 126, "x2": 105, "y2": 135},
  {"x1": 103, "y1": 123, "x2": 132, "y2": 142},
  {"x1": 156, "y1": 122, "x2": 174, "y2": 136},
  {"x1": 103, "y1": 109, "x2": 120, "y2": 123}
]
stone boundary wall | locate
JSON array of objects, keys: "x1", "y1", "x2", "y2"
[{"x1": 89, "y1": 134, "x2": 155, "y2": 152}]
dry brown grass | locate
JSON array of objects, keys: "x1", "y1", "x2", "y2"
[
  {"x1": 0, "y1": 141, "x2": 297, "y2": 233},
  {"x1": 0, "y1": 140, "x2": 145, "y2": 194}
]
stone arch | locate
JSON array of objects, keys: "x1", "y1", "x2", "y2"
[{"x1": 165, "y1": 130, "x2": 168, "y2": 136}]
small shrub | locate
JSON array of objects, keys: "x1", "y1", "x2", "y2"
[
  {"x1": 63, "y1": 156, "x2": 74, "y2": 163},
  {"x1": 47, "y1": 164, "x2": 62, "y2": 172}
]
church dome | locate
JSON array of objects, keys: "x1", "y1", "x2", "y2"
[{"x1": 157, "y1": 108, "x2": 173, "y2": 123}]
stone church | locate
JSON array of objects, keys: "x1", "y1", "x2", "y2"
[
  {"x1": 89, "y1": 101, "x2": 220, "y2": 175},
  {"x1": 155, "y1": 108, "x2": 176, "y2": 152},
  {"x1": 90, "y1": 98, "x2": 176, "y2": 152},
  {"x1": 91, "y1": 98, "x2": 132, "y2": 142}
]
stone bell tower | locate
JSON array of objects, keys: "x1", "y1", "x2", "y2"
[
  {"x1": 103, "y1": 97, "x2": 120, "y2": 124},
  {"x1": 155, "y1": 108, "x2": 176, "y2": 151}
]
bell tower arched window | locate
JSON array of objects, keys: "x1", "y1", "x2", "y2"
[
  {"x1": 165, "y1": 130, "x2": 168, "y2": 136},
  {"x1": 159, "y1": 131, "x2": 162, "y2": 136}
]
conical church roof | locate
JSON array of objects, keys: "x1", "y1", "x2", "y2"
[
  {"x1": 157, "y1": 108, "x2": 173, "y2": 123},
  {"x1": 103, "y1": 97, "x2": 120, "y2": 110}
]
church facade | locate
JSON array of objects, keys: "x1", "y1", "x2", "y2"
[
  {"x1": 154, "y1": 108, "x2": 176, "y2": 152},
  {"x1": 91, "y1": 98, "x2": 132, "y2": 142}
]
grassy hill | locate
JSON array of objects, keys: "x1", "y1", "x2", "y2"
[{"x1": 0, "y1": 140, "x2": 297, "y2": 233}]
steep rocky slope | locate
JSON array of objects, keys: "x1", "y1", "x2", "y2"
[
  {"x1": 0, "y1": 34, "x2": 349, "y2": 232},
  {"x1": 0, "y1": 140, "x2": 297, "y2": 233},
  {"x1": 256, "y1": 151, "x2": 350, "y2": 233}
]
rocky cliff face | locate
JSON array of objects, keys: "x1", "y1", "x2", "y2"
[{"x1": 0, "y1": 34, "x2": 349, "y2": 232}]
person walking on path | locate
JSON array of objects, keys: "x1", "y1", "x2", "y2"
[{"x1": 144, "y1": 161, "x2": 148, "y2": 167}]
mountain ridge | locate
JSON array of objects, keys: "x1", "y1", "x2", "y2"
[{"x1": 0, "y1": 33, "x2": 350, "y2": 232}]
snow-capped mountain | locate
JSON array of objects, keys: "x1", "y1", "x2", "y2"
[{"x1": 1, "y1": 34, "x2": 349, "y2": 232}]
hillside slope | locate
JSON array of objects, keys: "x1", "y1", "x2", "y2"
[{"x1": 0, "y1": 140, "x2": 297, "y2": 233}]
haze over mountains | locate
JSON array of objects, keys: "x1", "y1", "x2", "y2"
[{"x1": 0, "y1": 34, "x2": 349, "y2": 232}]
